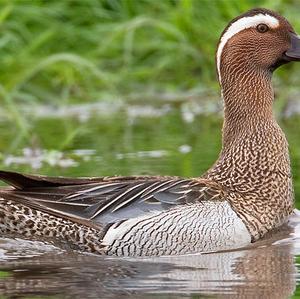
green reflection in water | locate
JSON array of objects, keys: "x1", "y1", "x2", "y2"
[
  {"x1": 0, "y1": 110, "x2": 299, "y2": 206},
  {"x1": 0, "y1": 271, "x2": 10, "y2": 279},
  {"x1": 0, "y1": 108, "x2": 298, "y2": 297}
]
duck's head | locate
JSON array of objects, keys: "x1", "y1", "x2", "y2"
[{"x1": 217, "y1": 8, "x2": 300, "y2": 84}]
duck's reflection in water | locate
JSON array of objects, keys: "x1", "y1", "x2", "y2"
[{"x1": 0, "y1": 223, "x2": 298, "y2": 299}]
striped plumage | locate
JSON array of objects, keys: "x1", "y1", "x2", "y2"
[
  {"x1": 0, "y1": 173, "x2": 250, "y2": 255},
  {"x1": 0, "y1": 8, "x2": 300, "y2": 256}
]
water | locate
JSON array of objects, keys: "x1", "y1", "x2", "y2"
[
  {"x1": 0, "y1": 222, "x2": 300, "y2": 298},
  {"x1": 0, "y1": 99, "x2": 299, "y2": 298}
]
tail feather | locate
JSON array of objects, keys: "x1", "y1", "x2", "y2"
[{"x1": 0, "y1": 170, "x2": 105, "y2": 189}]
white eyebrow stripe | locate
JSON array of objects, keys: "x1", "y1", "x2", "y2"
[{"x1": 216, "y1": 14, "x2": 280, "y2": 83}]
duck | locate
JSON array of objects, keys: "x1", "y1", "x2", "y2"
[{"x1": 0, "y1": 8, "x2": 299, "y2": 256}]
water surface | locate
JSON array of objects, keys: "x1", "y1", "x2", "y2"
[{"x1": 0, "y1": 100, "x2": 299, "y2": 298}]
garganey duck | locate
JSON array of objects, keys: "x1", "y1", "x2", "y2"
[{"x1": 0, "y1": 8, "x2": 299, "y2": 256}]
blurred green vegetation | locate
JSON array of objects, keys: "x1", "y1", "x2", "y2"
[
  {"x1": 0, "y1": 0, "x2": 298, "y2": 176},
  {"x1": 1, "y1": 0, "x2": 300, "y2": 107},
  {"x1": 0, "y1": 0, "x2": 299, "y2": 188},
  {"x1": 0, "y1": 1, "x2": 298, "y2": 175},
  {"x1": 0, "y1": 0, "x2": 298, "y2": 150}
]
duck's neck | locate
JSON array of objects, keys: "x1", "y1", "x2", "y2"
[
  {"x1": 221, "y1": 68, "x2": 274, "y2": 149},
  {"x1": 207, "y1": 67, "x2": 291, "y2": 186},
  {"x1": 205, "y1": 67, "x2": 294, "y2": 239}
]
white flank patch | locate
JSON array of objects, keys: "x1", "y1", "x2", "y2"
[
  {"x1": 101, "y1": 212, "x2": 158, "y2": 246},
  {"x1": 217, "y1": 13, "x2": 280, "y2": 83}
]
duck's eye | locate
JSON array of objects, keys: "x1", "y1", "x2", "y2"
[{"x1": 256, "y1": 23, "x2": 269, "y2": 33}]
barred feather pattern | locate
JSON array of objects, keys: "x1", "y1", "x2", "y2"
[
  {"x1": 103, "y1": 201, "x2": 250, "y2": 256},
  {"x1": 0, "y1": 176, "x2": 251, "y2": 256}
]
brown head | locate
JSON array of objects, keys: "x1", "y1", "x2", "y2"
[
  {"x1": 215, "y1": 8, "x2": 300, "y2": 131},
  {"x1": 217, "y1": 8, "x2": 300, "y2": 85}
]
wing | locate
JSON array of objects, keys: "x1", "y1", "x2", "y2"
[{"x1": 0, "y1": 170, "x2": 226, "y2": 227}]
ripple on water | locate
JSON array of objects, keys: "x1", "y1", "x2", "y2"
[{"x1": 0, "y1": 212, "x2": 300, "y2": 298}]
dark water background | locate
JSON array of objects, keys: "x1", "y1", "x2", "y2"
[{"x1": 0, "y1": 100, "x2": 299, "y2": 298}]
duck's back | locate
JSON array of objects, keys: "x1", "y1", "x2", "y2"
[{"x1": 0, "y1": 170, "x2": 250, "y2": 256}]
